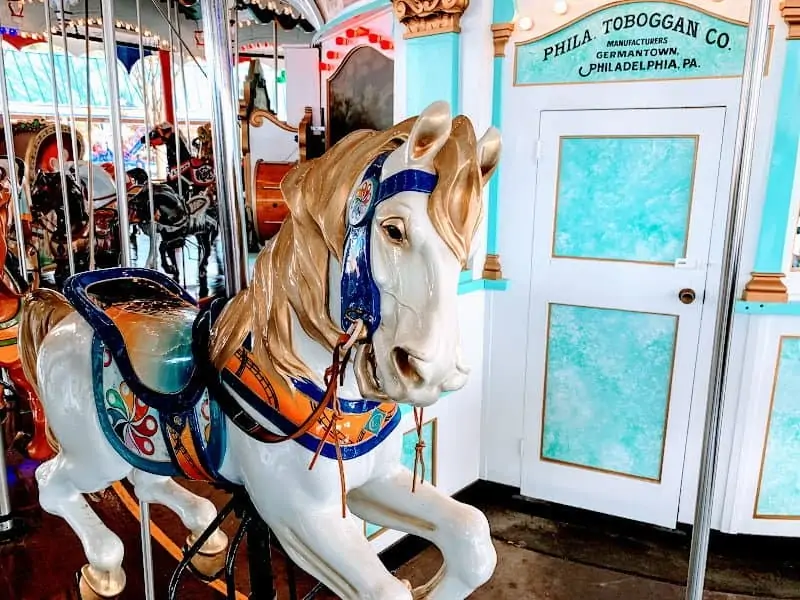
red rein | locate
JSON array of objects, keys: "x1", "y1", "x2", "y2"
[{"x1": 307, "y1": 332, "x2": 426, "y2": 519}]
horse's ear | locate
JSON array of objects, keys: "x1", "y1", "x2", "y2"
[
  {"x1": 477, "y1": 127, "x2": 501, "y2": 184},
  {"x1": 406, "y1": 101, "x2": 452, "y2": 165}
]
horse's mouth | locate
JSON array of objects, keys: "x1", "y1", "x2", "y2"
[{"x1": 354, "y1": 342, "x2": 389, "y2": 402}]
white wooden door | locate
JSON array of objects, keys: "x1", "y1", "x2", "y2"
[{"x1": 521, "y1": 107, "x2": 727, "y2": 528}]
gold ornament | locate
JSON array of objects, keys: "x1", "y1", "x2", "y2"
[{"x1": 392, "y1": 0, "x2": 470, "y2": 39}]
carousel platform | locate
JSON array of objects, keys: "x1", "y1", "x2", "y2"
[{"x1": 1, "y1": 448, "x2": 795, "y2": 599}]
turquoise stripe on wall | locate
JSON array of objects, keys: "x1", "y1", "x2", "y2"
[
  {"x1": 405, "y1": 33, "x2": 460, "y2": 116},
  {"x1": 554, "y1": 136, "x2": 698, "y2": 263},
  {"x1": 753, "y1": 41, "x2": 800, "y2": 273},
  {"x1": 486, "y1": 54, "x2": 504, "y2": 255},
  {"x1": 541, "y1": 303, "x2": 677, "y2": 480},
  {"x1": 493, "y1": 0, "x2": 515, "y2": 22},
  {"x1": 756, "y1": 337, "x2": 800, "y2": 517}
]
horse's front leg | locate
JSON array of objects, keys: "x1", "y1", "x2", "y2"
[
  {"x1": 244, "y1": 484, "x2": 412, "y2": 599},
  {"x1": 348, "y1": 467, "x2": 496, "y2": 599}
]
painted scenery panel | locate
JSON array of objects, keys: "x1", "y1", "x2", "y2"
[{"x1": 327, "y1": 46, "x2": 394, "y2": 148}]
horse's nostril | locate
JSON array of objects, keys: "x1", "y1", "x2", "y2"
[{"x1": 392, "y1": 347, "x2": 424, "y2": 385}]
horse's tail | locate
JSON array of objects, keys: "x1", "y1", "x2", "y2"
[{"x1": 19, "y1": 289, "x2": 74, "y2": 397}]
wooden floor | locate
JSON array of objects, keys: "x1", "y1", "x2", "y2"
[{"x1": 0, "y1": 448, "x2": 329, "y2": 599}]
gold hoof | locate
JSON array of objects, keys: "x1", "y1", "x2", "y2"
[
  {"x1": 186, "y1": 529, "x2": 228, "y2": 581},
  {"x1": 78, "y1": 565, "x2": 126, "y2": 599}
]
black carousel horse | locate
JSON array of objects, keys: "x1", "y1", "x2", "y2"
[
  {"x1": 127, "y1": 176, "x2": 219, "y2": 294},
  {"x1": 29, "y1": 170, "x2": 121, "y2": 287}
]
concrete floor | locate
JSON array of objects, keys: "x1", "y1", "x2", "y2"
[{"x1": 397, "y1": 541, "x2": 769, "y2": 600}]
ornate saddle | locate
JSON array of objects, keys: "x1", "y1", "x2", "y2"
[{"x1": 62, "y1": 268, "x2": 401, "y2": 482}]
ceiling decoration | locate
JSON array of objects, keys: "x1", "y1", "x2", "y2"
[{"x1": 170, "y1": 0, "x2": 314, "y2": 31}]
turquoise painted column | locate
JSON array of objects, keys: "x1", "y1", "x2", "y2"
[
  {"x1": 743, "y1": 12, "x2": 800, "y2": 302},
  {"x1": 405, "y1": 33, "x2": 461, "y2": 115},
  {"x1": 393, "y1": 1, "x2": 469, "y2": 116},
  {"x1": 482, "y1": 4, "x2": 515, "y2": 280}
]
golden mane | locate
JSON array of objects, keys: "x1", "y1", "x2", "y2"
[{"x1": 209, "y1": 114, "x2": 485, "y2": 383}]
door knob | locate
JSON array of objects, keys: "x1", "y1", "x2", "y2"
[{"x1": 678, "y1": 288, "x2": 696, "y2": 305}]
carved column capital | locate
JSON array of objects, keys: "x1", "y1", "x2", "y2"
[
  {"x1": 392, "y1": 0, "x2": 470, "y2": 39},
  {"x1": 781, "y1": 0, "x2": 800, "y2": 39},
  {"x1": 492, "y1": 22, "x2": 515, "y2": 57}
]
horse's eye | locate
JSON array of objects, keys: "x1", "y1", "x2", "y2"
[{"x1": 381, "y1": 218, "x2": 406, "y2": 244}]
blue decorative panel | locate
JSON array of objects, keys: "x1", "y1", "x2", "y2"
[
  {"x1": 756, "y1": 337, "x2": 800, "y2": 517},
  {"x1": 365, "y1": 419, "x2": 437, "y2": 539},
  {"x1": 541, "y1": 303, "x2": 677, "y2": 480},
  {"x1": 553, "y1": 136, "x2": 697, "y2": 264},
  {"x1": 515, "y1": 1, "x2": 747, "y2": 85}
]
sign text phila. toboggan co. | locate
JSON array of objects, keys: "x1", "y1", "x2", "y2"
[{"x1": 515, "y1": 1, "x2": 747, "y2": 85}]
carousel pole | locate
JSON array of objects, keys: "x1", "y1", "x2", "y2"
[
  {"x1": 273, "y1": 21, "x2": 279, "y2": 112},
  {"x1": 684, "y1": 0, "x2": 772, "y2": 596},
  {"x1": 167, "y1": 0, "x2": 184, "y2": 208},
  {"x1": 0, "y1": 8, "x2": 30, "y2": 543},
  {"x1": 99, "y1": 2, "x2": 154, "y2": 598},
  {"x1": 99, "y1": 0, "x2": 132, "y2": 269},
  {"x1": 199, "y1": 0, "x2": 248, "y2": 294},
  {"x1": 0, "y1": 22, "x2": 28, "y2": 285},
  {"x1": 42, "y1": 2, "x2": 76, "y2": 275},
  {"x1": 84, "y1": 0, "x2": 95, "y2": 270},
  {"x1": 135, "y1": 0, "x2": 157, "y2": 271},
  {"x1": 59, "y1": 0, "x2": 85, "y2": 203}
]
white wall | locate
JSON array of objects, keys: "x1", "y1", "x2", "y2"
[{"x1": 285, "y1": 47, "x2": 321, "y2": 126}]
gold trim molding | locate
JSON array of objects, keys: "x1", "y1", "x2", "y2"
[
  {"x1": 392, "y1": 0, "x2": 470, "y2": 39},
  {"x1": 782, "y1": 0, "x2": 800, "y2": 39},
  {"x1": 482, "y1": 253, "x2": 504, "y2": 280},
  {"x1": 742, "y1": 272, "x2": 789, "y2": 302},
  {"x1": 492, "y1": 22, "x2": 515, "y2": 57}
]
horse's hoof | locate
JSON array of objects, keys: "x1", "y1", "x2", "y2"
[
  {"x1": 185, "y1": 529, "x2": 228, "y2": 581},
  {"x1": 77, "y1": 565, "x2": 126, "y2": 599}
]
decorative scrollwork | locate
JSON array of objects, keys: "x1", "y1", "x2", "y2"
[{"x1": 392, "y1": 0, "x2": 470, "y2": 39}]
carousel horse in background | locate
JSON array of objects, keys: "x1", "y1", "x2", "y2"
[
  {"x1": 29, "y1": 169, "x2": 121, "y2": 286},
  {"x1": 140, "y1": 124, "x2": 222, "y2": 284},
  {"x1": 127, "y1": 178, "x2": 219, "y2": 287},
  {"x1": 143, "y1": 122, "x2": 217, "y2": 213},
  {"x1": 65, "y1": 161, "x2": 150, "y2": 265},
  {"x1": 18, "y1": 101, "x2": 501, "y2": 600},
  {"x1": 0, "y1": 157, "x2": 52, "y2": 461}
]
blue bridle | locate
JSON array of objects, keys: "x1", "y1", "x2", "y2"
[{"x1": 340, "y1": 152, "x2": 438, "y2": 338}]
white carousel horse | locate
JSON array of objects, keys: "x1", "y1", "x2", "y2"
[
  {"x1": 61, "y1": 159, "x2": 159, "y2": 271},
  {"x1": 60, "y1": 160, "x2": 131, "y2": 210},
  {"x1": 18, "y1": 101, "x2": 501, "y2": 599}
]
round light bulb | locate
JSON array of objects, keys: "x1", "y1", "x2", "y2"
[
  {"x1": 518, "y1": 16, "x2": 533, "y2": 30},
  {"x1": 554, "y1": 0, "x2": 568, "y2": 14}
]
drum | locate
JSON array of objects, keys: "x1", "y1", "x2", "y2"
[{"x1": 253, "y1": 159, "x2": 293, "y2": 242}]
